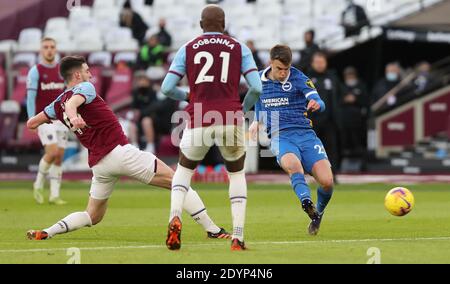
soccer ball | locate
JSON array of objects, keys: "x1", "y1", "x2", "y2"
[{"x1": 384, "y1": 187, "x2": 415, "y2": 216}]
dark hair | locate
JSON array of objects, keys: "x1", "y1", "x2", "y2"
[
  {"x1": 305, "y1": 29, "x2": 315, "y2": 39},
  {"x1": 312, "y1": 51, "x2": 327, "y2": 60},
  {"x1": 59, "y1": 55, "x2": 86, "y2": 81},
  {"x1": 270, "y1": 45, "x2": 292, "y2": 65}
]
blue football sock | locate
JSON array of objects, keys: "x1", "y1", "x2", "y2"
[
  {"x1": 317, "y1": 186, "x2": 333, "y2": 214},
  {"x1": 291, "y1": 173, "x2": 311, "y2": 203}
]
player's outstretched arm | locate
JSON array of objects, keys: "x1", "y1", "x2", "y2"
[
  {"x1": 161, "y1": 73, "x2": 189, "y2": 101},
  {"x1": 27, "y1": 112, "x2": 50, "y2": 130},
  {"x1": 242, "y1": 71, "x2": 262, "y2": 112}
]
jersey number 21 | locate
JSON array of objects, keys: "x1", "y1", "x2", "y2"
[{"x1": 194, "y1": 51, "x2": 230, "y2": 84}]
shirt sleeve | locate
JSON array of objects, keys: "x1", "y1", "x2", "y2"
[
  {"x1": 44, "y1": 101, "x2": 57, "y2": 119},
  {"x1": 240, "y1": 42, "x2": 258, "y2": 76},
  {"x1": 167, "y1": 45, "x2": 186, "y2": 78},
  {"x1": 72, "y1": 82, "x2": 97, "y2": 105},
  {"x1": 26, "y1": 66, "x2": 39, "y2": 118},
  {"x1": 298, "y1": 73, "x2": 319, "y2": 99}
]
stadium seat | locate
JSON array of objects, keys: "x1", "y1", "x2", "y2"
[
  {"x1": 0, "y1": 101, "x2": 20, "y2": 148},
  {"x1": 93, "y1": 0, "x2": 118, "y2": 10},
  {"x1": 0, "y1": 66, "x2": 6, "y2": 104},
  {"x1": 114, "y1": 52, "x2": 137, "y2": 65},
  {"x1": 89, "y1": 51, "x2": 112, "y2": 67},
  {"x1": 8, "y1": 123, "x2": 41, "y2": 150},
  {"x1": 17, "y1": 28, "x2": 42, "y2": 52},
  {"x1": 0, "y1": 40, "x2": 18, "y2": 53},
  {"x1": 12, "y1": 53, "x2": 37, "y2": 68},
  {"x1": 104, "y1": 27, "x2": 133, "y2": 44},
  {"x1": 69, "y1": 6, "x2": 92, "y2": 23},
  {"x1": 106, "y1": 39, "x2": 139, "y2": 52},
  {"x1": 44, "y1": 30, "x2": 71, "y2": 45},
  {"x1": 146, "y1": 66, "x2": 166, "y2": 81},
  {"x1": 105, "y1": 66, "x2": 133, "y2": 110},
  {"x1": 11, "y1": 67, "x2": 29, "y2": 105},
  {"x1": 45, "y1": 17, "x2": 69, "y2": 34},
  {"x1": 157, "y1": 134, "x2": 179, "y2": 157}
]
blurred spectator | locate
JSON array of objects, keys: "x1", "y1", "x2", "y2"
[
  {"x1": 341, "y1": 0, "x2": 370, "y2": 37},
  {"x1": 157, "y1": 18, "x2": 172, "y2": 48},
  {"x1": 120, "y1": 0, "x2": 149, "y2": 44},
  {"x1": 340, "y1": 67, "x2": 369, "y2": 159},
  {"x1": 371, "y1": 62, "x2": 402, "y2": 106},
  {"x1": 295, "y1": 30, "x2": 321, "y2": 71},
  {"x1": 307, "y1": 52, "x2": 343, "y2": 173},
  {"x1": 137, "y1": 35, "x2": 165, "y2": 70},
  {"x1": 246, "y1": 40, "x2": 264, "y2": 70},
  {"x1": 131, "y1": 71, "x2": 177, "y2": 153},
  {"x1": 398, "y1": 61, "x2": 441, "y2": 102},
  {"x1": 119, "y1": 111, "x2": 139, "y2": 148},
  {"x1": 145, "y1": 0, "x2": 154, "y2": 5}
]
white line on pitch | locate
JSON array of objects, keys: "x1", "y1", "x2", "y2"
[{"x1": 1, "y1": 236, "x2": 450, "y2": 253}]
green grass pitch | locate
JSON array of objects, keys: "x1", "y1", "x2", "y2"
[{"x1": 0, "y1": 181, "x2": 449, "y2": 264}]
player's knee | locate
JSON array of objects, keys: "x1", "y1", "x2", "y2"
[
  {"x1": 320, "y1": 176, "x2": 334, "y2": 191},
  {"x1": 284, "y1": 162, "x2": 303, "y2": 175}
]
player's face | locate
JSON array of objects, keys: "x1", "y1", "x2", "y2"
[
  {"x1": 79, "y1": 63, "x2": 92, "y2": 82},
  {"x1": 40, "y1": 40, "x2": 57, "y2": 63},
  {"x1": 271, "y1": 60, "x2": 291, "y2": 82}
]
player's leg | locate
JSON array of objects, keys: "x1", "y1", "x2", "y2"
[
  {"x1": 26, "y1": 198, "x2": 108, "y2": 240},
  {"x1": 27, "y1": 164, "x2": 117, "y2": 240},
  {"x1": 48, "y1": 147, "x2": 66, "y2": 205},
  {"x1": 217, "y1": 125, "x2": 247, "y2": 250},
  {"x1": 141, "y1": 116, "x2": 155, "y2": 153},
  {"x1": 311, "y1": 160, "x2": 334, "y2": 214},
  {"x1": 271, "y1": 133, "x2": 316, "y2": 218},
  {"x1": 301, "y1": 134, "x2": 334, "y2": 235},
  {"x1": 33, "y1": 144, "x2": 58, "y2": 204},
  {"x1": 48, "y1": 127, "x2": 69, "y2": 204},
  {"x1": 147, "y1": 156, "x2": 228, "y2": 238}
]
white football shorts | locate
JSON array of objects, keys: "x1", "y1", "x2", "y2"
[
  {"x1": 179, "y1": 124, "x2": 245, "y2": 162},
  {"x1": 37, "y1": 120, "x2": 69, "y2": 148},
  {"x1": 89, "y1": 144, "x2": 157, "y2": 200}
]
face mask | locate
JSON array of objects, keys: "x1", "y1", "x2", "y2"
[
  {"x1": 386, "y1": 72, "x2": 398, "y2": 82},
  {"x1": 138, "y1": 87, "x2": 150, "y2": 94},
  {"x1": 345, "y1": 79, "x2": 358, "y2": 87}
]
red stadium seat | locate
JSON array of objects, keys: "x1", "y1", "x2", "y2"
[
  {"x1": 0, "y1": 66, "x2": 6, "y2": 103},
  {"x1": 105, "y1": 65, "x2": 132, "y2": 111},
  {"x1": 11, "y1": 66, "x2": 29, "y2": 105},
  {"x1": 0, "y1": 101, "x2": 20, "y2": 148},
  {"x1": 8, "y1": 123, "x2": 41, "y2": 150},
  {"x1": 157, "y1": 135, "x2": 179, "y2": 157}
]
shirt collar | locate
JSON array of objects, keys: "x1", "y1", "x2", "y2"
[
  {"x1": 203, "y1": 32, "x2": 223, "y2": 35},
  {"x1": 261, "y1": 67, "x2": 291, "y2": 84}
]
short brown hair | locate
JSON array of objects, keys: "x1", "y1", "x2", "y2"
[
  {"x1": 59, "y1": 55, "x2": 86, "y2": 81},
  {"x1": 41, "y1": 37, "x2": 56, "y2": 44},
  {"x1": 270, "y1": 45, "x2": 292, "y2": 65}
]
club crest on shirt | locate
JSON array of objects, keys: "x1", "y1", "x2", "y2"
[
  {"x1": 306, "y1": 79, "x2": 316, "y2": 89},
  {"x1": 282, "y1": 82, "x2": 292, "y2": 92}
]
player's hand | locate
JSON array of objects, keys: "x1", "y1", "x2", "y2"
[
  {"x1": 70, "y1": 116, "x2": 87, "y2": 130},
  {"x1": 249, "y1": 121, "x2": 259, "y2": 141},
  {"x1": 307, "y1": 99, "x2": 321, "y2": 113}
]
